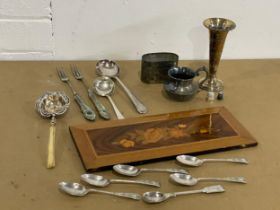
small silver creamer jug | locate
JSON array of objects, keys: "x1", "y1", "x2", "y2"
[{"x1": 164, "y1": 66, "x2": 208, "y2": 101}]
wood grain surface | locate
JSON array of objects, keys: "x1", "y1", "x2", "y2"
[{"x1": 70, "y1": 106, "x2": 257, "y2": 170}]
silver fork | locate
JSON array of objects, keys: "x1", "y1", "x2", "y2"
[
  {"x1": 57, "y1": 67, "x2": 96, "y2": 121},
  {"x1": 70, "y1": 64, "x2": 111, "y2": 120}
]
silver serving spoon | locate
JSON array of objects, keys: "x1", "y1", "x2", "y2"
[
  {"x1": 170, "y1": 173, "x2": 247, "y2": 186},
  {"x1": 96, "y1": 59, "x2": 147, "y2": 114},
  {"x1": 142, "y1": 185, "x2": 225, "y2": 204},
  {"x1": 113, "y1": 164, "x2": 188, "y2": 177},
  {"x1": 81, "y1": 174, "x2": 160, "y2": 187},
  {"x1": 176, "y1": 155, "x2": 248, "y2": 167},
  {"x1": 58, "y1": 182, "x2": 141, "y2": 200},
  {"x1": 93, "y1": 76, "x2": 124, "y2": 119}
]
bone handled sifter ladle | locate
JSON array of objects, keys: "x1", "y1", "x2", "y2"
[
  {"x1": 96, "y1": 59, "x2": 148, "y2": 114},
  {"x1": 36, "y1": 91, "x2": 70, "y2": 169}
]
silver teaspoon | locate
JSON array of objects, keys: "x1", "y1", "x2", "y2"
[
  {"x1": 81, "y1": 174, "x2": 160, "y2": 187},
  {"x1": 96, "y1": 59, "x2": 147, "y2": 114},
  {"x1": 93, "y1": 76, "x2": 124, "y2": 119},
  {"x1": 170, "y1": 173, "x2": 246, "y2": 186},
  {"x1": 58, "y1": 182, "x2": 141, "y2": 200},
  {"x1": 113, "y1": 164, "x2": 188, "y2": 177},
  {"x1": 176, "y1": 155, "x2": 248, "y2": 166},
  {"x1": 142, "y1": 185, "x2": 225, "y2": 204}
]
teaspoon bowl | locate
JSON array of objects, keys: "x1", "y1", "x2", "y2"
[
  {"x1": 142, "y1": 191, "x2": 170, "y2": 203},
  {"x1": 81, "y1": 174, "x2": 110, "y2": 187},
  {"x1": 113, "y1": 164, "x2": 140, "y2": 176},
  {"x1": 59, "y1": 182, "x2": 88, "y2": 196},
  {"x1": 170, "y1": 173, "x2": 198, "y2": 186},
  {"x1": 176, "y1": 155, "x2": 203, "y2": 166}
]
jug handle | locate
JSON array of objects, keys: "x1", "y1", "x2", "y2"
[{"x1": 195, "y1": 66, "x2": 208, "y2": 87}]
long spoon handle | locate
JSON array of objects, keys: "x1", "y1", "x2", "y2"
[
  {"x1": 141, "y1": 168, "x2": 188, "y2": 174},
  {"x1": 115, "y1": 77, "x2": 147, "y2": 114},
  {"x1": 88, "y1": 189, "x2": 141, "y2": 200},
  {"x1": 202, "y1": 158, "x2": 248, "y2": 164},
  {"x1": 174, "y1": 185, "x2": 225, "y2": 196},
  {"x1": 197, "y1": 177, "x2": 247, "y2": 183},
  {"x1": 110, "y1": 179, "x2": 160, "y2": 187},
  {"x1": 106, "y1": 95, "x2": 125, "y2": 119},
  {"x1": 47, "y1": 117, "x2": 56, "y2": 169},
  {"x1": 88, "y1": 89, "x2": 111, "y2": 120}
]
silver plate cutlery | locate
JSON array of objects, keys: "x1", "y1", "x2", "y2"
[
  {"x1": 176, "y1": 155, "x2": 248, "y2": 166},
  {"x1": 58, "y1": 155, "x2": 248, "y2": 203},
  {"x1": 57, "y1": 68, "x2": 96, "y2": 121},
  {"x1": 70, "y1": 64, "x2": 111, "y2": 120},
  {"x1": 56, "y1": 61, "x2": 147, "y2": 120}
]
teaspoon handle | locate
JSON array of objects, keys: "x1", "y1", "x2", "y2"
[
  {"x1": 202, "y1": 158, "x2": 248, "y2": 164},
  {"x1": 173, "y1": 189, "x2": 203, "y2": 196},
  {"x1": 74, "y1": 94, "x2": 96, "y2": 121},
  {"x1": 174, "y1": 185, "x2": 224, "y2": 196},
  {"x1": 106, "y1": 95, "x2": 125, "y2": 119},
  {"x1": 47, "y1": 118, "x2": 56, "y2": 169},
  {"x1": 197, "y1": 177, "x2": 246, "y2": 184},
  {"x1": 88, "y1": 89, "x2": 111, "y2": 120},
  {"x1": 110, "y1": 179, "x2": 160, "y2": 187},
  {"x1": 115, "y1": 77, "x2": 147, "y2": 114},
  {"x1": 88, "y1": 189, "x2": 141, "y2": 200},
  {"x1": 141, "y1": 168, "x2": 188, "y2": 174}
]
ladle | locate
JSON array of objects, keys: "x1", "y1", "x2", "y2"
[
  {"x1": 58, "y1": 182, "x2": 141, "y2": 200},
  {"x1": 81, "y1": 174, "x2": 160, "y2": 187},
  {"x1": 170, "y1": 173, "x2": 246, "y2": 186},
  {"x1": 113, "y1": 164, "x2": 188, "y2": 177},
  {"x1": 96, "y1": 59, "x2": 147, "y2": 114},
  {"x1": 176, "y1": 155, "x2": 248, "y2": 166},
  {"x1": 142, "y1": 185, "x2": 224, "y2": 203},
  {"x1": 93, "y1": 76, "x2": 124, "y2": 119}
]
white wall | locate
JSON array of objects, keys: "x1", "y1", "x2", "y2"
[{"x1": 0, "y1": 0, "x2": 279, "y2": 60}]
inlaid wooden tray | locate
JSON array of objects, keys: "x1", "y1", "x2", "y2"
[{"x1": 69, "y1": 106, "x2": 257, "y2": 171}]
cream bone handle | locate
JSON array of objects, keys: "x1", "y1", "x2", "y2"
[{"x1": 47, "y1": 116, "x2": 56, "y2": 169}]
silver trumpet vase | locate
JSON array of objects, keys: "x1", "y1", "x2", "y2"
[{"x1": 199, "y1": 18, "x2": 236, "y2": 100}]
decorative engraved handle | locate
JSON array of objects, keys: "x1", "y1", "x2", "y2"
[
  {"x1": 88, "y1": 89, "x2": 111, "y2": 120},
  {"x1": 74, "y1": 94, "x2": 96, "y2": 121},
  {"x1": 47, "y1": 117, "x2": 56, "y2": 169},
  {"x1": 88, "y1": 188, "x2": 141, "y2": 200},
  {"x1": 174, "y1": 185, "x2": 225, "y2": 196},
  {"x1": 202, "y1": 185, "x2": 225, "y2": 193},
  {"x1": 197, "y1": 177, "x2": 247, "y2": 184},
  {"x1": 115, "y1": 77, "x2": 147, "y2": 114},
  {"x1": 203, "y1": 158, "x2": 248, "y2": 164}
]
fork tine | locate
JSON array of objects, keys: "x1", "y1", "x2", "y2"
[
  {"x1": 71, "y1": 64, "x2": 82, "y2": 79},
  {"x1": 57, "y1": 67, "x2": 68, "y2": 80}
]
